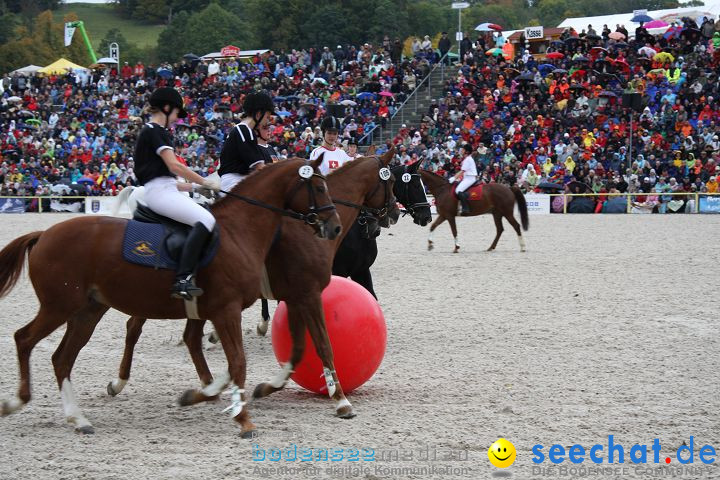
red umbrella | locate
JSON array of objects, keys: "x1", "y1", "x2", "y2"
[
  {"x1": 378, "y1": 91, "x2": 394, "y2": 98},
  {"x1": 546, "y1": 52, "x2": 564, "y2": 60}
]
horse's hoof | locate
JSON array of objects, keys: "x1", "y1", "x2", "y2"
[
  {"x1": 256, "y1": 323, "x2": 268, "y2": 337},
  {"x1": 240, "y1": 429, "x2": 257, "y2": 440},
  {"x1": 453, "y1": 248, "x2": 460, "y2": 253},
  {"x1": 0, "y1": 401, "x2": 10, "y2": 416},
  {"x1": 208, "y1": 332, "x2": 220, "y2": 344},
  {"x1": 337, "y1": 407, "x2": 356, "y2": 419},
  {"x1": 178, "y1": 389, "x2": 197, "y2": 407},
  {"x1": 252, "y1": 383, "x2": 267, "y2": 399},
  {"x1": 427, "y1": 242, "x2": 434, "y2": 251},
  {"x1": 106, "y1": 382, "x2": 118, "y2": 397},
  {"x1": 75, "y1": 425, "x2": 95, "y2": 435}
]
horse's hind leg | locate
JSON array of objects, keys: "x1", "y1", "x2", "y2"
[
  {"x1": 107, "y1": 316, "x2": 146, "y2": 396},
  {"x1": 52, "y1": 301, "x2": 108, "y2": 434},
  {"x1": 505, "y1": 212, "x2": 526, "y2": 252},
  {"x1": 428, "y1": 215, "x2": 445, "y2": 251},
  {"x1": 448, "y1": 217, "x2": 460, "y2": 253},
  {"x1": 257, "y1": 299, "x2": 270, "y2": 336},
  {"x1": 488, "y1": 212, "x2": 504, "y2": 251},
  {"x1": 2, "y1": 307, "x2": 68, "y2": 416}
]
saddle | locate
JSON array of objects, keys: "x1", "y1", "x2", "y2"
[
  {"x1": 122, "y1": 203, "x2": 220, "y2": 270},
  {"x1": 451, "y1": 181, "x2": 484, "y2": 201}
]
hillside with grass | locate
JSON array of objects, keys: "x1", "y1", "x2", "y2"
[{"x1": 52, "y1": 2, "x2": 164, "y2": 51}]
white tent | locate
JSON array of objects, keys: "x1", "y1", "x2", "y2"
[
  {"x1": 558, "y1": 1, "x2": 720, "y2": 38},
  {"x1": 10, "y1": 65, "x2": 42, "y2": 76}
]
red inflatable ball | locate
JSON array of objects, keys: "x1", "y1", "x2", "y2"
[{"x1": 271, "y1": 276, "x2": 387, "y2": 394}]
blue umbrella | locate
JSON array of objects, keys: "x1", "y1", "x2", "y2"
[
  {"x1": 276, "y1": 110, "x2": 291, "y2": 117},
  {"x1": 538, "y1": 64, "x2": 555, "y2": 75},
  {"x1": 357, "y1": 92, "x2": 376, "y2": 100},
  {"x1": 76, "y1": 177, "x2": 95, "y2": 185},
  {"x1": 157, "y1": 69, "x2": 173, "y2": 79},
  {"x1": 631, "y1": 14, "x2": 653, "y2": 23},
  {"x1": 273, "y1": 96, "x2": 287, "y2": 102}
]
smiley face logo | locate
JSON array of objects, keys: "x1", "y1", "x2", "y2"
[{"x1": 488, "y1": 438, "x2": 516, "y2": 468}]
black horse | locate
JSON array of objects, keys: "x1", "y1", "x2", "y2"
[
  {"x1": 256, "y1": 161, "x2": 432, "y2": 326},
  {"x1": 332, "y1": 161, "x2": 433, "y2": 298}
]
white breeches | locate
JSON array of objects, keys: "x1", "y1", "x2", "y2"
[
  {"x1": 456, "y1": 176, "x2": 477, "y2": 193},
  {"x1": 143, "y1": 177, "x2": 216, "y2": 231},
  {"x1": 220, "y1": 173, "x2": 247, "y2": 197}
]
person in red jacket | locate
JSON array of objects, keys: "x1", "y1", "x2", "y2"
[
  {"x1": 121, "y1": 62, "x2": 132, "y2": 79},
  {"x1": 133, "y1": 61, "x2": 144, "y2": 78}
]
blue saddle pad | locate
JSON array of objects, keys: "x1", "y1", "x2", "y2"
[{"x1": 122, "y1": 220, "x2": 218, "y2": 270}]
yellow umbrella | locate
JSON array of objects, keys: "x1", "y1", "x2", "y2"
[{"x1": 653, "y1": 52, "x2": 674, "y2": 63}]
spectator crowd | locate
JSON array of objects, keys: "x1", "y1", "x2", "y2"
[{"x1": 1, "y1": 38, "x2": 438, "y2": 198}]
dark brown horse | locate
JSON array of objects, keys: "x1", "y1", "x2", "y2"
[
  {"x1": 105, "y1": 150, "x2": 400, "y2": 420},
  {"x1": 420, "y1": 170, "x2": 529, "y2": 253},
  {"x1": 0, "y1": 159, "x2": 340, "y2": 437}
]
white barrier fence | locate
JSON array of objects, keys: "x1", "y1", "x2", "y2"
[{"x1": 2, "y1": 193, "x2": 718, "y2": 216}]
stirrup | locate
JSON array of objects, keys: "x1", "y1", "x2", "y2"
[{"x1": 171, "y1": 276, "x2": 204, "y2": 300}]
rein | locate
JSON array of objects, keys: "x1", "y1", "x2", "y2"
[
  {"x1": 219, "y1": 172, "x2": 335, "y2": 226},
  {"x1": 395, "y1": 165, "x2": 430, "y2": 217},
  {"x1": 331, "y1": 156, "x2": 395, "y2": 221}
]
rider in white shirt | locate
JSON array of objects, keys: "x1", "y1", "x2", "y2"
[
  {"x1": 309, "y1": 116, "x2": 352, "y2": 175},
  {"x1": 454, "y1": 143, "x2": 478, "y2": 214}
]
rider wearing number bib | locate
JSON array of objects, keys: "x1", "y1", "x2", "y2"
[
  {"x1": 219, "y1": 92, "x2": 275, "y2": 192},
  {"x1": 134, "y1": 87, "x2": 221, "y2": 300},
  {"x1": 309, "y1": 116, "x2": 353, "y2": 175}
]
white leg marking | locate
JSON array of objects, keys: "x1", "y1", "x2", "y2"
[
  {"x1": 454, "y1": 236, "x2": 460, "y2": 248},
  {"x1": 61, "y1": 378, "x2": 92, "y2": 429},
  {"x1": 323, "y1": 368, "x2": 337, "y2": 397},
  {"x1": 519, "y1": 235, "x2": 526, "y2": 252},
  {"x1": 269, "y1": 363, "x2": 294, "y2": 389},
  {"x1": 335, "y1": 398, "x2": 352, "y2": 412},
  {"x1": 1, "y1": 397, "x2": 24, "y2": 415},
  {"x1": 201, "y1": 371, "x2": 231, "y2": 397},
  {"x1": 256, "y1": 319, "x2": 269, "y2": 336},
  {"x1": 110, "y1": 378, "x2": 127, "y2": 394},
  {"x1": 428, "y1": 230, "x2": 434, "y2": 242},
  {"x1": 221, "y1": 385, "x2": 246, "y2": 418}
]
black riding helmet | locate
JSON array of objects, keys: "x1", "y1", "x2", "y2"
[
  {"x1": 242, "y1": 92, "x2": 275, "y2": 136},
  {"x1": 149, "y1": 87, "x2": 187, "y2": 118},
  {"x1": 320, "y1": 115, "x2": 341, "y2": 133}
]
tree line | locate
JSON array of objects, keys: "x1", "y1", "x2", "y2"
[{"x1": 1, "y1": 0, "x2": 683, "y2": 73}]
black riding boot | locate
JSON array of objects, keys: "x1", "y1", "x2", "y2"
[
  {"x1": 457, "y1": 191, "x2": 471, "y2": 215},
  {"x1": 171, "y1": 222, "x2": 211, "y2": 300}
]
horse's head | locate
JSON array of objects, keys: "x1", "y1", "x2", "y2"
[
  {"x1": 391, "y1": 161, "x2": 433, "y2": 227},
  {"x1": 360, "y1": 147, "x2": 401, "y2": 229},
  {"x1": 284, "y1": 157, "x2": 342, "y2": 240}
]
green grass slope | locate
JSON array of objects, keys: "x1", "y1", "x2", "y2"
[{"x1": 53, "y1": 3, "x2": 164, "y2": 50}]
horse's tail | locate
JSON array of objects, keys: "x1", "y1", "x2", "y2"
[
  {"x1": 111, "y1": 186, "x2": 135, "y2": 216},
  {"x1": 0, "y1": 231, "x2": 42, "y2": 298},
  {"x1": 511, "y1": 186, "x2": 529, "y2": 231}
]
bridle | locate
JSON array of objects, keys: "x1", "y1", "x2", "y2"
[
  {"x1": 219, "y1": 165, "x2": 336, "y2": 228},
  {"x1": 332, "y1": 156, "x2": 396, "y2": 225},
  {"x1": 394, "y1": 164, "x2": 430, "y2": 218}
]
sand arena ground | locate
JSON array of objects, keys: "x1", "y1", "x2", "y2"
[{"x1": 0, "y1": 213, "x2": 718, "y2": 479}]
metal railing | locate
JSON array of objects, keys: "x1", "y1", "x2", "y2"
[
  {"x1": 359, "y1": 52, "x2": 449, "y2": 146},
  {"x1": 547, "y1": 191, "x2": 720, "y2": 214}
]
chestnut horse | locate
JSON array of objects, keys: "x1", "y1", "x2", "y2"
[
  {"x1": 420, "y1": 170, "x2": 529, "y2": 253},
  {"x1": 0, "y1": 159, "x2": 340, "y2": 437},
  {"x1": 105, "y1": 149, "x2": 401, "y2": 420}
]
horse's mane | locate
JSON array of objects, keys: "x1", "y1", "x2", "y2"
[
  {"x1": 328, "y1": 156, "x2": 372, "y2": 177},
  {"x1": 211, "y1": 159, "x2": 303, "y2": 214},
  {"x1": 420, "y1": 169, "x2": 449, "y2": 191}
]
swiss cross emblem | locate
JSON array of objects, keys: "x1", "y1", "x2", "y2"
[{"x1": 329, "y1": 160, "x2": 339, "y2": 169}]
